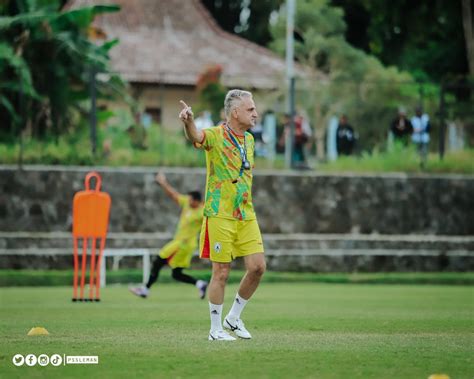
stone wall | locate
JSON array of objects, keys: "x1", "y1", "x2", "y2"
[{"x1": 1, "y1": 165, "x2": 473, "y2": 235}]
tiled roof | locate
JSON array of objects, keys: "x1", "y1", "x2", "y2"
[{"x1": 65, "y1": 0, "x2": 297, "y2": 89}]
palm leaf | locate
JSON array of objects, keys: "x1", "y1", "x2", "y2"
[
  {"x1": 100, "y1": 38, "x2": 119, "y2": 53},
  {"x1": 53, "y1": 32, "x2": 109, "y2": 68},
  {"x1": 0, "y1": 43, "x2": 39, "y2": 98},
  {"x1": 24, "y1": 0, "x2": 61, "y2": 13},
  {"x1": 0, "y1": 94, "x2": 20, "y2": 124},
  {"x1": 51, "y1": 5, "x2": 120, "y2": 31},
  {"x1": 0, "y1": 11, "x2": 52, "y2": 30}
]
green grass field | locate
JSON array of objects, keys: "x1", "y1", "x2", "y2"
[{"x1": 0, "y1": 283, "x2": 472, "y2": 379}]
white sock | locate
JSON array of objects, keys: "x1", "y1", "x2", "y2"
[
  {"x1": 196, "y1": 280, "x2": 206, "y2": 289},
  {"x1": 227, "y1": 293, "x2": 248, "y2": 321},
  {"x1": 209, "y1": 302, "x2": 223, "y2": 332}
]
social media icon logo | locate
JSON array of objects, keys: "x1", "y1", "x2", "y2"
[
  {"x1": 12, "y1": 354, "x2": 24, "y2": 366},
  {"x1": 50, "y1": 354, "x2": 62, "y2": 367},
  {"x1": 25, "y1": 354, "x2": 37, "y2": 366},
  {"x1": 38, "y1": 354, "x2": 49, "y2": 366}
]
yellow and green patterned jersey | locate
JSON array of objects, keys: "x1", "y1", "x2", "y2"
[
  {"x1": 195, "y1": 124, "x2": 256, "y2": 221},
  {"x1": 173, "y1": 195, "x2": 204, "y2": 243}
]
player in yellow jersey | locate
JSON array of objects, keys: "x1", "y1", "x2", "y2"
[
  {"x1": 179, "y1": 90, "x2": 266, "y2": 341},
  {"x1": 129, "y1": 173, "x2": 208, "y2": 299}
]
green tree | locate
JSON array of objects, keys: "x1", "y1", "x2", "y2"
[
  {"x1": 461, "y1": 0, "x2": 474, "y2": 77},
  {"x1": 202, "y1": 0, "x2": 282, "y2": 46},
  {"x1": 0, "y1": 0, "x2": 123, "y2": 140},
  {"x1": 332, "y1": 0, "x2": 470, "y2": 82},
  {"x1": 269, "y1": 0, "x2": 421, "y2": 156}
]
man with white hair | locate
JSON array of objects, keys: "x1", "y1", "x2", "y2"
[{"x1": 178, "y1": 90, "x2": 266, "y2": 341}]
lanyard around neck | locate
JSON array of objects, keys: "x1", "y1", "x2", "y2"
[{"x1": 224, "y1": 124, "x2": 249, "y2": 177}]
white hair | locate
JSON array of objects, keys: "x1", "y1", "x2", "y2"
[{"x1": 224, "y1": 89, "x2": 253, "y2": 119}]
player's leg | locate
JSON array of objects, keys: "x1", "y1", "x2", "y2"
[
  {"x1": 129, "y1": 256, "x2": 167, "y2": 298},
  {"x1": 236, "y1": 252, "x2": 266, "y2": 299},
  {"x1": 171, "y1": 267, "x2": 208, "y2": 299},
  {"x1": 224, "y1": 220, "x2": 265, "y2": 339},
  {"x1": 146, "y1": 256, "x2": 168, "y2": 288},
  {"x1": 232, "y1": 219, "x2": 266, "y2": 299},
  {"x1": 224, "y1": 253, "x2": 265, "y2": 339},
  {"x1": 169, "y1": 244, "x2": 208, "y2": 299},
  {"x1": 129, "y1": 240, "x2": 178, "y2": 298},
  {"x1": 199, "y1": 217, "x2": 236, "y2": 340},
  {"x1": 171, "y1": 267, "x2": 196, "y2": 284},
  {"x1": 208, "y1": 261, "x2": 235, "y2": 341}
]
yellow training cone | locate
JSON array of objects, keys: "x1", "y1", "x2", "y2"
[
  {"x1": 27, "y1": 327, "x2": 49, "y2": 336},
  {"x1": 428, "y1": 375, "x2": 450, "y2": 379}
]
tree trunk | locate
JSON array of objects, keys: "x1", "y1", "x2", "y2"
[{"x1": 461, "y1": 0, "x2": 474, "y2": 76}]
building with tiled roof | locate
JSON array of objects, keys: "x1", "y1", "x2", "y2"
[{"x1": 65, "y1": 0, "x2": 295, "y2": 128}]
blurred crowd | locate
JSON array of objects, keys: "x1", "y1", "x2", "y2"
[{"x1": 122, "y1": 104, "x2": 431, "y2": 170}]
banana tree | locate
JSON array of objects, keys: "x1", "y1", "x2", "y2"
[{"x1": 0, "y1": 0, "x2": 123, "y2": 139}]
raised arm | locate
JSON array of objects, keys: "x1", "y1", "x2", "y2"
[
  {"x1": 155, "y1": 173, "x2": 180, "y2": 205},
  {"x1": 179, "y1": 100, "x2": 204, "y2": 144}
]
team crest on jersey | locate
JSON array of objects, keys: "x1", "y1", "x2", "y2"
[{"x1": 214, "y1": 242, "x2": 221, "y2": 253}]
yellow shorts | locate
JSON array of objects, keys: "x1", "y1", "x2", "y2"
[
  {"x1": 199, "y1": 217, "x2": 264, "y2": 263},
  {"x1": 158, "y1": 239, "x2": 196, "y2": 269}
]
